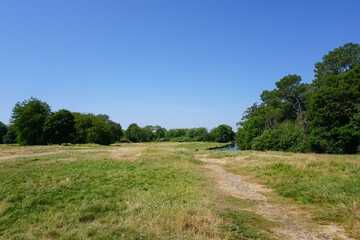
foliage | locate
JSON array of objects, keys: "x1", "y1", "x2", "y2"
[
  {"x1": 10, "y1": 97, "x2": 51, "y2": 145},
  {"x1": 165, "y1": 128, "x2": 212, "y2": 142},
  {"x1": 314, "y1": 42, "x2": 360, "y2": 83},
  {"x1": 236, "y1": 105, "x2": 266, "y2": 150},
  {"x1": 0, "y1": 122, "x2": 6, "y2": 144},
  {"x1": 210, "y1": 124, "x2": 235, "y2": 143},
  {"x1": 44, "y1": 109, "x2": 75, "y2": 144},
  {"x1": 236, "y1": 42, "x2": 360, "y2": 154},
  {"x1": 73, "y1": 113, "x2": 120, "y2": 145},
  {"x1": 153, "y1": 125, "x2": 166, "y2": 140},
  {"x1": 125, "y1": 123, "x2": 143, "y2": 142},
  {"x1": 2, "y1": 125, "x2": 17, "y2": 144},
  {"x1": 251, "y1": 121, "x2": 307, "y2": 152},
  {"x1": 142, "y1": 125, "x2": 155, "y2": 142},
  {"x1": 307, "y1": 64, "x2": 360, "y2": 153}
]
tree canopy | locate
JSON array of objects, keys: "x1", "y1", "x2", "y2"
[
  {"x1": 235, "y1": 42, "x2": 360, "y2": 154},
  {"x1": 44, "y1": 109, "x2": 75, "y2": 144},
  {"x1": 11, "y1": 97, "x2": 51, "y2": 145},
  {"x1": 0, "y1": 122, "x2": 7, "y2": 144}
]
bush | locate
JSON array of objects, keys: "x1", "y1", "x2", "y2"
[{"x1": 251, "y1": 122, "x2": 305, "y2": 152}]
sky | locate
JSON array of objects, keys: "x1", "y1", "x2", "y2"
[{"x1": 1, "y1": 0, "x2": 359, "y2": 130}]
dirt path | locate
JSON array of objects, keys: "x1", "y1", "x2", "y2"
[{"x1": 195, "y1": 153, "x2": 353, "y2": 240}]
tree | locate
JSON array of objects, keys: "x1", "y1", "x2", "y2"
[
  {"x1": 86, "y1": 120, "x2": 113, "y2": 145},
  {"x1": 73, "y1": 113, "x2": 119, "y2": 145},
  {"x1": 154, "y1": 125, "x2": 166, "y2": 140},
  {"x1": 236, "y1": 104, "x2": 267, "y2": 149},
  {"x1": 2, "y1": 125, "x2": 17, "y2": 144},
  {"x1": 307, "y1": 64, "x2": 360, "y2": 153},
  {"x1": 44, "y1": 109, "x2": 75, "y2": 144},
  {"x1": 314, "y1": 43, "x2": 360, "y2": 85},
  {"x1": 73, "y1": 113, "x2": 95, "y2": 143},
  {"x1": 11, "y1": 97, "x2": 51, "y2": 145},
  {"x1": 0, "y1": 121, "x2": 7, "y2": 144},
  {"x1": 142, "y1": 125, "x2": 154, "y2": 142},
  {"x1": 261, "y1": 75, "x2": 308, "y2": 133},
  {"x1": 109, "y1": 120, "x2": 123, "y2": 142},
  {"x1": 125, "y1": 123, "x2": 143, "y2": 142},
  {"x1": 210, "y1": 125, "x2": 235, "y2": 143}
]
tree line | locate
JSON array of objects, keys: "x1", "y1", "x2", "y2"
[
  {"x1": 235, "y1": 42, "x2": 360, "y2": 154},
  {"x1": 0, "y1": 99, "x2": 235, "y2": 145}
]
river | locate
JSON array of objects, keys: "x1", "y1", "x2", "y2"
[{"x1": 215, "y1": 143, "x2": 239, "y2": 151}]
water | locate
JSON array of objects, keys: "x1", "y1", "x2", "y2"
[{"x1": 216, "y1": 143, "x2": 239, "y2": 151}]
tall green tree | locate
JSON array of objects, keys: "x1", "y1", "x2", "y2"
[
  {"x1": 86, "y1": 118, "x2": 113, "y2": 145},
  {"x1": 154, "y1": 125, "x2": 166, "y2": 140},
  {"x1": 0, "y1": 122, "x2": 7, "y2": 144},
  {"x1": 73, "y1": 113, "x2": 119, "y2": 145},
  {"x1": 73, "y1": 113, "x2": 95, "y2": 143},
  {"x1": 109, "y1": 120, "x2": 123, "y2": 142},
  {"x1": 261, "y1": 75, "x2": 308, "y2": 133},
  {"x1": 314, "y1": 42, "x2": 360, "y2": 85},
  {"x1": 210, "y1": 124, "x2": 235, "y2": 143},
  {"x1": 125, "y1": 123, "x2": 143, "y2": 143},
  {"x1": 44, "y1": 109, "x2": 75, "y2": 144},
  {"x1": 142, "y1": 125, "x2": 155, "y2": 142},
  {"x1": 2, "y1": 125, "x2": 17, "y2": 144},
  {"x1": 307, "y1": 64, "x2": 360, "y2": 153},
  {"x1": 11, "y1": 97, "x2": 51, "y2": 145}
]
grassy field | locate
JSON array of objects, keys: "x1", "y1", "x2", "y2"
[
  {"x1": 209, "y1": 150, "x2": 360, "y2": 239},
  {"x1": 0, "y1": 143, "x2": 274, "y2": 240},
  {"x1": 2, "y1": 143, "x2": 359, "y2": 239}
]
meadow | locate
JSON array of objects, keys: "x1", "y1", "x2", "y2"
[
  {"x1": 1, "y1": 143, "x2": 359, "y2": 239},
  {"x1": 0, "y1": 143, "x2": 273, "y2": 240}
]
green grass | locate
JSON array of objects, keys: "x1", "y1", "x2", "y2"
[
  {"x1": 208, "y1": 150, "x2": 360, "y2": 238},
  {"x1": 0, "y1": 143, "x2": 274, "y2": 239}
]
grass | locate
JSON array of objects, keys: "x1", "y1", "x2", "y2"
[
  {"x1": 209, "y1": 150, "x2": 360, "y2": 238},
  {"x1": 0, "y1": 143, "x2": 274, "y2": 240}
]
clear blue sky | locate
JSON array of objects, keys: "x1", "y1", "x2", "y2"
[{"x1": 1, "y1": 0, "x2": 359, "y2": 130}]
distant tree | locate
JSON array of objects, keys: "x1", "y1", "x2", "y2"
[
  {"x1": 73, "y1": 113, "x2": 95, "y2": 143},
  {"x1": 109, "y1": 120, "x2": 123, "y2": 142},
  {"x1": 186, "y1": 127, "x2": 209, "y2": 141},
  {"x1": 0, "y1": 121, "x2": 6, "y2": 144},
  {"x1": 44, "y1": 109, "x2": 75, "y2": 144},
  {"x1": 154, "y1": 125, "x2": 166, "y2": 140},
  {"x1": 125, "y1": 123, "x2": 143, "y2": 142},
  {"x1": 11, "y1": 97, "x2": 51, "y2": 145},
  {"x1": 165, "y1": 128, "x2": 187, "y2": 140},
  {"x1": 2, "y1": 125, "x2": 17, "y2": 144},
  {"x1": 210, "y1": 125, "x2": 235, "y2": 143},
  {"x1": 86, "y1": 120, "x2": 113, "y2": 145},
  {"x1": 73, "y1": 113, "x2": 119, "y2": 145},
  {"x1": 142, "y1": 125, "x2": 154, "y2": 142}
]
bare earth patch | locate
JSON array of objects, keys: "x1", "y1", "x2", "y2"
[{"x1": 195, "y1": 153, "x2": 354, "y2": 240}]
